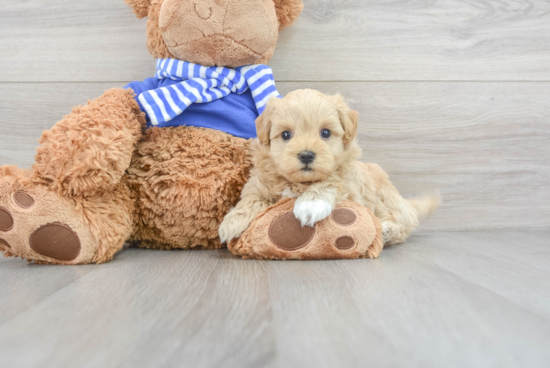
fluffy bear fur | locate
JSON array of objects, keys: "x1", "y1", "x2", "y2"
[
  {"x1": 31, "y1": 88, "x2": 146, "y2": 198},
  {"x1": 127, "y1": 126, "x2": 252, "y2": 250},
  {"x1": 128, "y1": 0, "x2": 303, "y2": 66},
  {"x1": 0, "y1": 0, "x2": 303, "y2": 264}
]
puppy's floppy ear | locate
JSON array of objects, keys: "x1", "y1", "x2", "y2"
[
  {"x1": 256, "y1": 96, "x2": 284, "y2": 144},
  {"x1": 333, "y1": 94, "x2": 359, "y2": 147},
  {"x1": 273, "y1": 0, "x2": 304, "y2": 29},
  {"x1": 124, "y1": 0, "x2": 152, "y2": 19},
  {"x1": 256, "y1": 110, "x2": 273, "y2": 145}
]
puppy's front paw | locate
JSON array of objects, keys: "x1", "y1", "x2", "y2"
[
  {"x1": 293, "y1": 199, "x2": 333, "y2": 227},
  {"x1": 219, "y1": 214, "x2": 250, "y2": 244},
  {"x1": 281, "y1": 188, "x2": 298, "y2": 199}
]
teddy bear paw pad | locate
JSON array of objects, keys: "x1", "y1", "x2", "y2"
[
  {"x1": 269, "y1": 213, "x2": 316, "y2": 251},
  {"x1": 13, "y1": 191, "x2": 35, "y2": 209},
  {"x1": 30, "y1": 223, "x2": 81, "y2": 261},
  {"x1": 0, "y1": 175, "x2": 99, "y2": 264},
  {"x1": 332, "y1": 208, "x2": 357, "y2": 226},
  {"x1": 0, "y1": 207, "x2": 14, "y2": 231},
  {"x1": 335, "y1": 236, "x2": 355, "y2": 250}
]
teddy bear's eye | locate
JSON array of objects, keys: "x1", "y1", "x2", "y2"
[
  {"x1": 281, "y1": 131, "x2": 292, "y2": 141},
  {"x1": 321, "y1": 129, "x2": 331, "y2": 139}
]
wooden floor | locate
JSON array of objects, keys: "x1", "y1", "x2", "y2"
[{"x1": 0, "y1": 230, "x2": 548, "y2": 368}]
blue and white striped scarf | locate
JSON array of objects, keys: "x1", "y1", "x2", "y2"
[{"x1": 138, "y1": 59, "x2": 282, "y2": 126}]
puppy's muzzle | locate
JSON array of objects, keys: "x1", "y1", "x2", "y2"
[{"x1": 299, "y1": 151, "x2": 316, "y2": 165}]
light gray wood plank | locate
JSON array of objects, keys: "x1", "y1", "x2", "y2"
[
  {"x1": 1, "y1": 0, "x2": 550, "y2": 82},
  {"x1": 0, "y1": 255, "x2": 15, "y2": 265},
  {"x1": 477, "y1": 229, "x2": 550, "y2": 251},
  {"x1": 404, "y1": 231, "x2": 550, "y2": 318},
  {"x1": 0, "y1": 0, "x2": 155, "y2": 83},
  {"x1": 0, "y1": 249, "x2": 275, "y2": 368},
  {"x1": 0, "y1": 261, "x2": 98, "y2": 325},
  {"x1": 274, "y1": 0, "x2": 550, "y2": 81},
  {"x1": 266, "y1": 242, "x2": 550, "y2": 368},
  {"x1": 1, "y1": 82, "x2": 548, "y2": 231},
  {"x1": 0, "y1": 231, "x2": 549, "y2": 368}
]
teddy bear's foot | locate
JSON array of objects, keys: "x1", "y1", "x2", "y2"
[
  {"x1": 0, "y1": 166, "x2": 100, "y2": 265},
  {"x1": 229, "y1": 199, "x2": 384, "y2": 260}
]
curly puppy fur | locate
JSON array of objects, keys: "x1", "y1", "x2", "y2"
[{"x1": 219, "y1": 89, "x2": 439, "y2": 245}]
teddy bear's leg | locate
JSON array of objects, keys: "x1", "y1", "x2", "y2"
[
  {"x1": 127, "y1": 126, "x2": 252, "y2": 250},
  {"x1": 31, "y1": 88, "x2": 145, "y2": 197},
  {"x1": 0, "y1": 88, "x2": 144, "y2": 264},
  {"x1": 229, "y1": 199, "x2": 384, "y2": 260}
]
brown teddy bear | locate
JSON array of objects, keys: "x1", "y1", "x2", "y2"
[{"x1": 0, "y1": 0, "x2": 304, "y2": 265}]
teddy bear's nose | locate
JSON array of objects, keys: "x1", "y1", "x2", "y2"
[{"x1": 193, "y1": 2, "x2": 213, "y2": 20}]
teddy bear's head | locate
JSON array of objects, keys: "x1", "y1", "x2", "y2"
[{"x1": 125, "y1": 0, "x2": 303, "y2": 68}]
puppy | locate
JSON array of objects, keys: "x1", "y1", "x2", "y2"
[{"x1": 219, "y1": 89, "x2": 439, "y2": 245}]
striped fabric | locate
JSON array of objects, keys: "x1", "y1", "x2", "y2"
[{"x1": 138, "y1": 59, "x2": 282, "y2": 126}]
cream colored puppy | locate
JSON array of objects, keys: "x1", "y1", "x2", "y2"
[{"x1": 219, "y1": 89, "x2": 439, "y2": 245}]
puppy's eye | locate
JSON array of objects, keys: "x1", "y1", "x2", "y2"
[
  {"x1": 281, "y1": 131, "x2": 292, "y2": 141},
  {"x1": 321, "y1": 129, "x2": 331, "y2": 139}
]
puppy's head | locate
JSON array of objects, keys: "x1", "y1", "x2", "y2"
[{"x1": 255, "y1": 89, "x2": 359, "y2": 184}]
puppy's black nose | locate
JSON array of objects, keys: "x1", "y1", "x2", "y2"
[{"x1": 299, "y1": 151, "x2": 316, "y2": 165}]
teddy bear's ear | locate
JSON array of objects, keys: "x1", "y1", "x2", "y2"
[
  {"x1": 273, "y1": 0, "x2": 304, "y2": 29},
  {"x1": 124, "y1": 0, "x2": 152, "y2": 19}
]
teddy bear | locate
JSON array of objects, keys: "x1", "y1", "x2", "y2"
[{"x1": 0, "y1": 0, "x2": 304, "y2": 265}]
